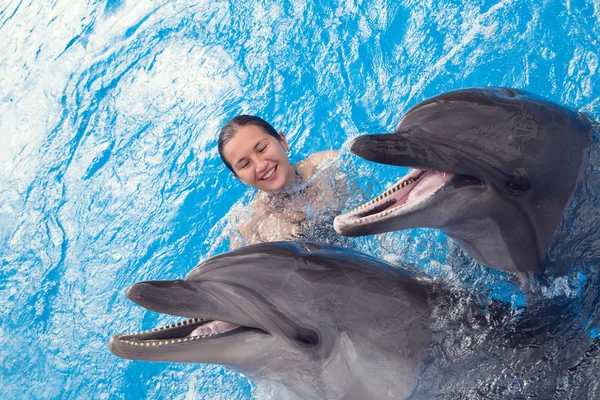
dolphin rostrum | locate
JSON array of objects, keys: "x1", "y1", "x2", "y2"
[
  {"x1": 334, "y1": 87, "x2": 593, "y2": 275},
  {"x1": 110, "y1": 241, "x2": 432, "y2": 400}
]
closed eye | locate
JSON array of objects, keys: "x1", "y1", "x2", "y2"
[
  {"x1": 258, "y1": 144, "x2": 268, "y2": 153},
  {"x1": 238, "y1": 160, "x2": 250, "y2": 170}
]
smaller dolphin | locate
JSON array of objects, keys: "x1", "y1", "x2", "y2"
[
  {"x1": 334, "y1": 87, "x2": 593, "y2": 275},
  {"x1": 110, "y1": 242, "x2": 432, "y2": 400}
]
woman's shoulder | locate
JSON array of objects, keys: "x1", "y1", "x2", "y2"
[{"x1": 295, "y1": 149, "x2": 339, "y2": 180}]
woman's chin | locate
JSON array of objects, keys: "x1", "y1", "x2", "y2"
[
  {"x1": 260, "y1": 180, "x2": 285, "y2": 193},
  {"x1": 259, "y1": 174, "x2": 292, "y2": 193}
]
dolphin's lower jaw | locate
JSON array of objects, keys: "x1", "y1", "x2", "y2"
[
  {"x1": 334, "y1": 168, "x2": 482, "y2": 236},
  {"x1": 109, "y1": 317, "x2": 268, "y2": 362}
]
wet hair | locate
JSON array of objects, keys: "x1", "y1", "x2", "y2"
[{"x1": 218, "y1": 115, "x2": 282, "y2": 174}]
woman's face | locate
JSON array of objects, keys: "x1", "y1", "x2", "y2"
[{"x1": 222, "y1": 125, "x2": 297, "y2": 193}]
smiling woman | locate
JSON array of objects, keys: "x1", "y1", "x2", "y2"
[
  {"x1": 218, "y1": 115, "x2": 355, "y2": 248},
  {"x1": 219, "y1": 116, "x2": 297, "y2": 193}
]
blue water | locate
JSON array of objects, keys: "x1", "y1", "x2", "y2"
[{"x1": 1, "y1": 0, "x2": 600, "y2": 398}]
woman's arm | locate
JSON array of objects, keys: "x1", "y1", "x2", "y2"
[
  {"x1": 230, "y1": 223, "x2": 252, "y2": 249},
  {"x1": 296, "y1": 150, "x2": 340, "y2": 180},
  {"x1": 307, "y1": 150, "x2": 339, "y2": 166}
]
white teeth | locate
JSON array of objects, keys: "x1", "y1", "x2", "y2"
[{"x1": 261, "y1": 167, "x2": 276, "y2": 180}]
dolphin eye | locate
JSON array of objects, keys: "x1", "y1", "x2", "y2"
[
  {"x1": 294, "y1": 329, "x2": 319, "y2": 347},
  {"x1": 506, "y1": 177, "x2": 530, "y2": 195}
]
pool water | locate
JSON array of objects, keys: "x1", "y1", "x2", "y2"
[{"x1": 1, "y1": 0, "x2": 600, "y2": 398}]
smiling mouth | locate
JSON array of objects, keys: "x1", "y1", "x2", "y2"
[
  {"x1": 111, "y1": 317, "x2": 268, "y2": 349},
  {"x1": 261, "y1": 166, "x2": 277, "y2": 180},
  {"x1": 334, "y1": 168, "x2": 481, "y2": 234}
]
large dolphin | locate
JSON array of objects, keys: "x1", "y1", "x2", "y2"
[
  {"x1": 334, "y1": 87, "x2": 594, "y2": 275},
  {"x1": 109, "y1": 241, "x2": 433, "y2": 400}
]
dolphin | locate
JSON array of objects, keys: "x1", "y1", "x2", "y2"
[
  {"x1": 109, "y1": 241, "x2": 433, "y2": 400},
  {"x1": 334, "y1": 87, "x2": 593, "y2": 275}
]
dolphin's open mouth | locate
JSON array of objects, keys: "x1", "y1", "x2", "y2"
[
  {"x1": 111, "y1": 317, "x2": 267, "y2": 350},
  {"x1": 334, "y1": 168, "x2": 480, "y2": 235}
]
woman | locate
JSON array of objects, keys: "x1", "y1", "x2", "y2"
[{"x1": 218, "y1": 115, "x2": 359, "y2": 248}]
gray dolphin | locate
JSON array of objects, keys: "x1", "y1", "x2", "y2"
[
  {"x1": 109, "y1": 241, "x2": 432, "y2": 400},
  {"x1": 334, "y1": 87, "x2": 593, "y2": 275}
]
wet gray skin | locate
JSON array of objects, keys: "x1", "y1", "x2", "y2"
[
  {"x1": 334, "y1": 87, "x2": 593, "y2": 275},
  {"x1": 109, "y1": 241, "x2": 432, "y2": 400}
]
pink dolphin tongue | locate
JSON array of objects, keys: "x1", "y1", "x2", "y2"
[
  {"x1": 189, "y1": 320, "x2": 240, "y2": 337},
  {"x1": 406, "y1": 172, "x2": 453, "y2": 204}
]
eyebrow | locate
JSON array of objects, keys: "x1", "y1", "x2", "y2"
[{"x1": 234, "y1": 139, "x2": 268, "y2": 168}]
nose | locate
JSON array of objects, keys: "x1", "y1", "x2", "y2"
[{"x1": 255, "y1": 156, "x2": 269, "y2": 173}]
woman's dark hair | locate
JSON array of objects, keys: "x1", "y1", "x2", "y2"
[{"x1": 218, "y1": 115, "x2": 282, "y2": 174}]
